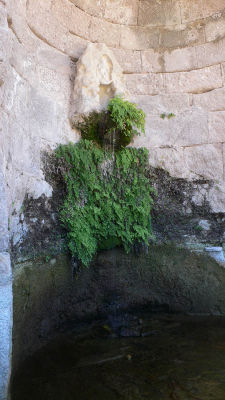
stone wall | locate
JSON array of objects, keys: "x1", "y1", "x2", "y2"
[
  {"x1": 0, "y1": 2, "x2": 12, "y2": 398},
  {"x1": 0, "y1": 156, "x2": 12, "y2": 399},
  {"x1": 0, "y1": 0, "x2": 224, "y2": 246},
  {"x1": 0, "y1": 0, "x2": 225, "y2": 397}
]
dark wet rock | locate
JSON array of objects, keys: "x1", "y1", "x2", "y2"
[
  {"x1": 11, "y1": 315, "x2": 225, "y2": 400},
  {"x1": 119, "y1": 326, "x2": 141, "y2": 337},
  {"x1": 12, "y1": 245, "x2": 225, "y2": 373}
]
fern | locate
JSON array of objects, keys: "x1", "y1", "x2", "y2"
[
  {"x1": 56, "y1": 140, "x2": 154, "y2": 266},
  {"x1": 74, "y1": 96, "x2": 145, "y2": 150}
]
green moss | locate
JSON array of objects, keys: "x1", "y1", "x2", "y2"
[{"x1": 56, "y1": 140, "x2": 154, "y2": 266}]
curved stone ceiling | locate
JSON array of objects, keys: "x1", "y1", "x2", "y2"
[{"x1": 24, "y1": 0, "x2": 225, "y2": 55}]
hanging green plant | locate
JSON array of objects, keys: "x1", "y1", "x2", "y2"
[
  {"x1": 74, "y1": 95, "x2": 146, "y2": 150},
  {"x1": 56, "y1": 140, "x2": 154, "y2": 266}
]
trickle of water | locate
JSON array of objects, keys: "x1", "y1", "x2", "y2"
[{"x1": 112, "y1": 129, "x2": 115, "y2": 159}]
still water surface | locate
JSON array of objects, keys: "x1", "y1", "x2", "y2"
[{"x1": 12, "y1": 314, "x2": 225, "y2": 400}]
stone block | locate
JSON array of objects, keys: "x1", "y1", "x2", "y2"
[
  {"x1": 89, "y1": 16, "x2": 121, "y2": 47},
  {"x1": 181, "y1": 0, "x2": 224, "y2": 23},
  {"x1": 105, "y1": 0, "x2": 138, "y2": 25},
  {"x1": 208, "y1": 182, "x2": 225, "y2": 213},
  {"x1": 65, "y1": 32, "x2": 88, "y2": 59},
  {"x1": 36, "y1": 47, "x2": 71, "y2": 75},
  {"x1": 147, "y1": 147, "x2": 189, "y2": 179},
  {"x1": 7, "y1": 12, "x2": 39, "y2": 54},
  {"x1": 29, "y1": 88, "x2": 57, "y2": 142},
  {"x1": 183, "y1": 144, "x2": 224, "y2": 181},
  {"x1": 208, "y1": 112, "x2": 225, "y2": 143},
  {"x1": 112, "y1": 48, "x2": 142, "y2": 73},
  {"x1": 52, "y1": 0, "x2": 91, "y2": 39},
  {"x1": 26, "y1": 177, "x2": 53, "y2": 200},
  {"x1": 160, "y1": 24, "x2": 205, "y2": 49},
  {"x1": 200, "y1": 0, "x2": 225, "y2": 18},
  {"x1": 69, "y1": 0, "x2": 106, "y2": 17},
  {"x1": 164, "y1": 46, "x2": 197, "y2": 72},
  {"x1": 125, "y1": 73, "x2": 164, "y2": 95},
  {"x1": 131, "y1": 109, "x2": 208, "y2": 149},
  {"x1": 133, "y1": 93, "x2": 190, "y2": 114},
  {"x1": 138, "y1": 0, "x2": 181, "y2": 27},
  {"x1": 164, "y1": 65, "x2": 223, "y2": 94},
  {"x1": 193, "y1": 88, "x2": 225, "y2": 111},
  {"x1": 205, "y1": 16, "x2": 225, "y2": 42},
  {"x1": 120, "y1": 25, "x2": 159, "y2": 50},
  {"x1": 141, "y1": 49, "x2": 163, "y2": 73},
  {"x1": 9, "y1": 118, "x2": 40, "y2": 176},
  {"x1": 180, "y1": 0, "x2": 205, "y2": 23},
  {"x1": 26, "y1": 5, "x2": 69, "y2": 53},
  {"x1": 29, "y1": 88, "x2": 74, "y2": 145},
  {"x1": 37, "y1": 65, "x2": 71, "y2": 105},
  {"x1": 195, "y1": 38, "x2": 225, "y2": 68},
  {"x1": 26, "y1": 0, "x2": 52, "y2": 13},
  {"x1": 9, "y1": 40, "x2": 36, "y2": 85}
]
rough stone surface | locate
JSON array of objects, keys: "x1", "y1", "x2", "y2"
[
  {"x1": 12, "y1": 246, "x2": 225, "y2": 372},
  {"x1": 183, "y1": 144, "x2": 224, "y2": 181},
  {"x1": 0, "y1": 0, "x2": 224, "y2": 394},
  {"x1": 1, "y1": 0, "x2": 224, "y2": 232},
  {"x1": 138, "y1": 0, "x2": 181, "y2": 27},
  {"x1": 72, "y1": 43, "x2": 128, "y2": 115},
  {"x1": 0, "y1": 257, "x2": 12, "y2": 400},
  {"x1": 0, "y1": 159, "x2": 11, "y2": 400}
]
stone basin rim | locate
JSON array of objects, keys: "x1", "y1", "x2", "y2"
[{"x1": 205, "y1": 247, "x2": 223, "y2": 252}]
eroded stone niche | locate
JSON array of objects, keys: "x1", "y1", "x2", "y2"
[{"x1": 72, "y1": 43, "x2": 128, "y2": 116}]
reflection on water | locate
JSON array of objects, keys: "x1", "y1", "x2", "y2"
[{"x1": 11, "y1": 314, "x2": 225, "y2": 400}]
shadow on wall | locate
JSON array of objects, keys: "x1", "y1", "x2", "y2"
[{"x1": 12, "y1": 245, "x2": 225, "y2": 375}]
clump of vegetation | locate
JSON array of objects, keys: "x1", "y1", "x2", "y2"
[
  {"x1": 56, "y1": 97, "x2": 153, "y2": 266},
  {"x1": 75, "y1": 95, "x2": 145, "y2": 150},
  {"x1": 56, "y1": 140, "x2": 154, "y2": 266},
  {"x1": 160, "y1": 113, "x2": 176, "y2": 120}
]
